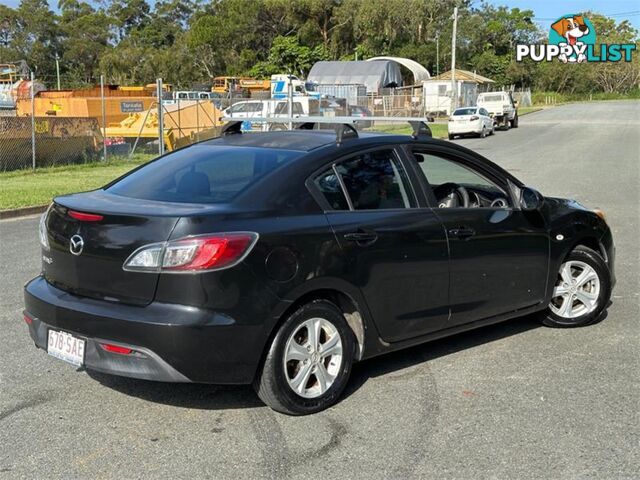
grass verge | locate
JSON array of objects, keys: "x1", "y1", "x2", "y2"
[
  {"x1": 518, "y1": 106, "x2": 543, "y2": 116},
  {"x1": 0, "y1": 154, "x2": 154, "y2": 211},
  {"x1": 370, "y1": 122, "x2": 449, "y2": 138}
]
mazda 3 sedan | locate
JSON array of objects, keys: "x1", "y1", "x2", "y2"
[{"x1": 24, "y1": 122, "x2": 615, "y2": 415}]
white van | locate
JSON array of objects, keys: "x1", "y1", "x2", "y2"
[{"x1": 222, "y1": 98, "x2": 320, "y2": 131}]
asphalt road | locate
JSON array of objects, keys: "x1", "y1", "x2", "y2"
[{"x1": 1, "y1": 101, "x2": 638, "y2": 479}]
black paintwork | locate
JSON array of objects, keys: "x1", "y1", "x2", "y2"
[{"x1": 24, "y1": 130, "x2": 615, "y2": 384}]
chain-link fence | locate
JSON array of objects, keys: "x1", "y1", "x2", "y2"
[
  {"x1": 0, "y1": 78, "x2": 226, "y2": 172},
  {"x1": 0, "y1": 76, "x2": 536, "y2": 172}
]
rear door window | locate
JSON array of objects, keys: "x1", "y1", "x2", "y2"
[
  {"x1": 275, "y1": 102, "x2": 304, "y2": 115},
  {"x1": 107, "y1": 146, "x2": 303, "y2": 204},
  {"x1": 314, "y1": 168, "x2": 350, "y2": 210},
  {"x1": 336, "y1": 150, "x2": 416, "y2": 210}
]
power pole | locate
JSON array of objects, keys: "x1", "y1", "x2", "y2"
[
  {"x1": 450, "y1": 6, "x2": 458, "y2": 113},
  {"x1": 435, "y1": 33, "x2": 440, "y2": 77},
  {"x1": 100, "y1": 75, "x2": 107, "y2": 161},
  {"x1": 55, "y1": 55, "x2": 61, "y2": 90}
]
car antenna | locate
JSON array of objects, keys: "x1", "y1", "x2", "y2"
[
  {"x1": 409, "y1": 121, "x2": 432, "y2": 139},
  {"x1": 335, "y1": 124, "x2": 359, "y2": 145},
  {"x1": 221, "y1": 121, "x2": 243, "y2": 136}
]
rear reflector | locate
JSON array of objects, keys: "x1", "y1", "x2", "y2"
[
  {"x1": 68, "y1": 210, "x2": 104, "y2": 222},
  {"x1": 100, "y1": 343, "x2": 133, "y2": 355},
  {"x1": 23, "y1": 314, "x2": 33, "y2": 325}
]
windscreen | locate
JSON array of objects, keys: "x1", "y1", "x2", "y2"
[{"x1": 107, "y1": 145, "x2": 303, "y2": 204}]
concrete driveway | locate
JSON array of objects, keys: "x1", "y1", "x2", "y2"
[{"x1": 1, "y1": 101, "x2": 638, "y2": 479}]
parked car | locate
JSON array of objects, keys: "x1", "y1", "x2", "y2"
[
  {"x1": 25, "y1": 123, "x2": 615, "y2": 415},
  {"x1": 477, "y1": 91, "x2": 518, "y2": 129},
  {"x1": 448, "y1": 107, "x2": 495, "y2": 139},
  {"x1": 168, "y1": 91, "x2": 223, "y2": 109},
  {"x1": 348, "y1": 105, "x2": 373, "y2": 129}
]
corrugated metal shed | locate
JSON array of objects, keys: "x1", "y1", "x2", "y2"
[{"x1": 308, "y1": 61, "x2": 403, "y2": 94}]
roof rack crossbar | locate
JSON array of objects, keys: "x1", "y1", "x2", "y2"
[
  {"x1": 296, "y1": 121, "x2": 358, "y2": 145},
  {"x1": 219, "y1": 116, "x2": 435, "y2": 142}
]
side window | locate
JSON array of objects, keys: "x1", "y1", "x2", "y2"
[
  {"x1": 337, "y1": 150, "x2": 416, "y2": 210},
  {"x1": 314, "y1": 168, "x2": 350, "y2": 210},
  {"x1": 414, "y1": 152, "x2": 510, "y2": 209},
  {"x1": 274, "y1": 102, "x2": 304, "y2": 115},
  {"x1": 229, "y1": 103, "x2": 246, "y2": 114}
]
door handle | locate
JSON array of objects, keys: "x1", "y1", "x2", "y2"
[
  {"x1": 448, "y1": 227, "x2": 476, "y2": 239},
  {"x1": 343, "y1": 230, "x2": 378, "y2": 246}
]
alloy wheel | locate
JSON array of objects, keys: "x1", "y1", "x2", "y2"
[
  {"x1": 283, "y1": 317, "x2": 343, "y2": 399},
  {"x1": 549, "y1": 260, "x2": 601, "y2": 319}
]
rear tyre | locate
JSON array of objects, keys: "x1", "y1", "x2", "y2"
[
  {"x1": 491, "y1": 124, "x2": 496, "y2": 135},
  {"x1": 448, "y1": 134, "x2": 455, "y2": 140},
  {"x1": 254, "y1": 299, "x2": 356, "y2": 415},
  {"x1": 479, "y1": 127, "x2": 486, "y2": 138},
  {"x1": 542, "y1": 246, "x2": 611, "y2": 328}
]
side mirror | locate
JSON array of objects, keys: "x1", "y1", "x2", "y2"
[{"x1": 520, "y1": 187, "x2": 543, "y2": 211}]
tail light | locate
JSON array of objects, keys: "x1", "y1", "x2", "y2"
[
  {"x1": 68, "y1": 210, "x2": 104, "y2": 222},
  {"x1": 39, "y1": 205, "x2": 51, "y2": 250},
  {"x1": 123, "y1": 232, "x2": 258, "y2": 273},
  {"x1": 470, "y1": 115, "x2": 479, "y2": 121}
]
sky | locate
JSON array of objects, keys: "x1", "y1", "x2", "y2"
[
  {"x1": 2, "y1": 0, "x2": 640, "y2": 30},
  {"x1": 483, "y1": 0, "x2": 640, "y2": 30}
]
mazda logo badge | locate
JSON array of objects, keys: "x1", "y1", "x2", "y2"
[{"x1": 69, "y1": 235, "x2": 84, "y2": 256}]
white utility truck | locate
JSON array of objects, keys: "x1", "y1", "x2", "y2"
[{"x1": 476, "y1": 91, "x2": 519, "y2": 129}]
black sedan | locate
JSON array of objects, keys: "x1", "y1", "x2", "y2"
[{"x1": 24, "y1": 122, "x2": 615, "y2": 415}]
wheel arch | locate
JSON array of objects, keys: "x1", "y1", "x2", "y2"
[
  {"x1": 265, "y1": 282, "x2": 375, "y2": 365},
  {"x1": 570, "y1": 236, "x2": 608, "y2": 263}
]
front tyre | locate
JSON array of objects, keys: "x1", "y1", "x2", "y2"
[
  {"x1": 254, "y1": 300, "x2": 355, "y2": 415},
  {"x1": 542, "y1": 246, "x2": 611, "y2": 327}
]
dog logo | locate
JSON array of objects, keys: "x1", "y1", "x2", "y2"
[
  {"x1": 549, "y1": 15, "x2": 596, "y2": 63},
  {"x1": 69, "y1": 235, "x2": 84, "y2": 256}
]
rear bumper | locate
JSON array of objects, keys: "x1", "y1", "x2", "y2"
[
  {"x1": 448, "y1": 121, "x2": 483, "y2": 135},
  {"x1": 24, "y1": 275, "x2": 268, "y2": 384},
  {"x1": 26, "y1": 314, "x2": 190, "y2": 382}
]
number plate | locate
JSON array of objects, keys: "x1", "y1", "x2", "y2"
[{"x1": 47, "y1": 329, "x2": 86, "y2": 367}]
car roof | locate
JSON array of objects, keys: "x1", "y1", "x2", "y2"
[{"x1": 199, "y1": 129, "x2": 524, "y2": 187}]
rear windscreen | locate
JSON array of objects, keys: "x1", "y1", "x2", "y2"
[
  {"x1": 453, "y1": 108, "x2": 477, "y2": 115},
  {"x1": 107, "y1": 145, "x2": 303, "y2": 204},
  {"x1": 479, "y1": 94, "x2": 504, "y2": 102}
]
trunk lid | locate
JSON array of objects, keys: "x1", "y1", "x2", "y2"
[{"x1": 42, "y1": 190, "x2": 215, "y2": 306}]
